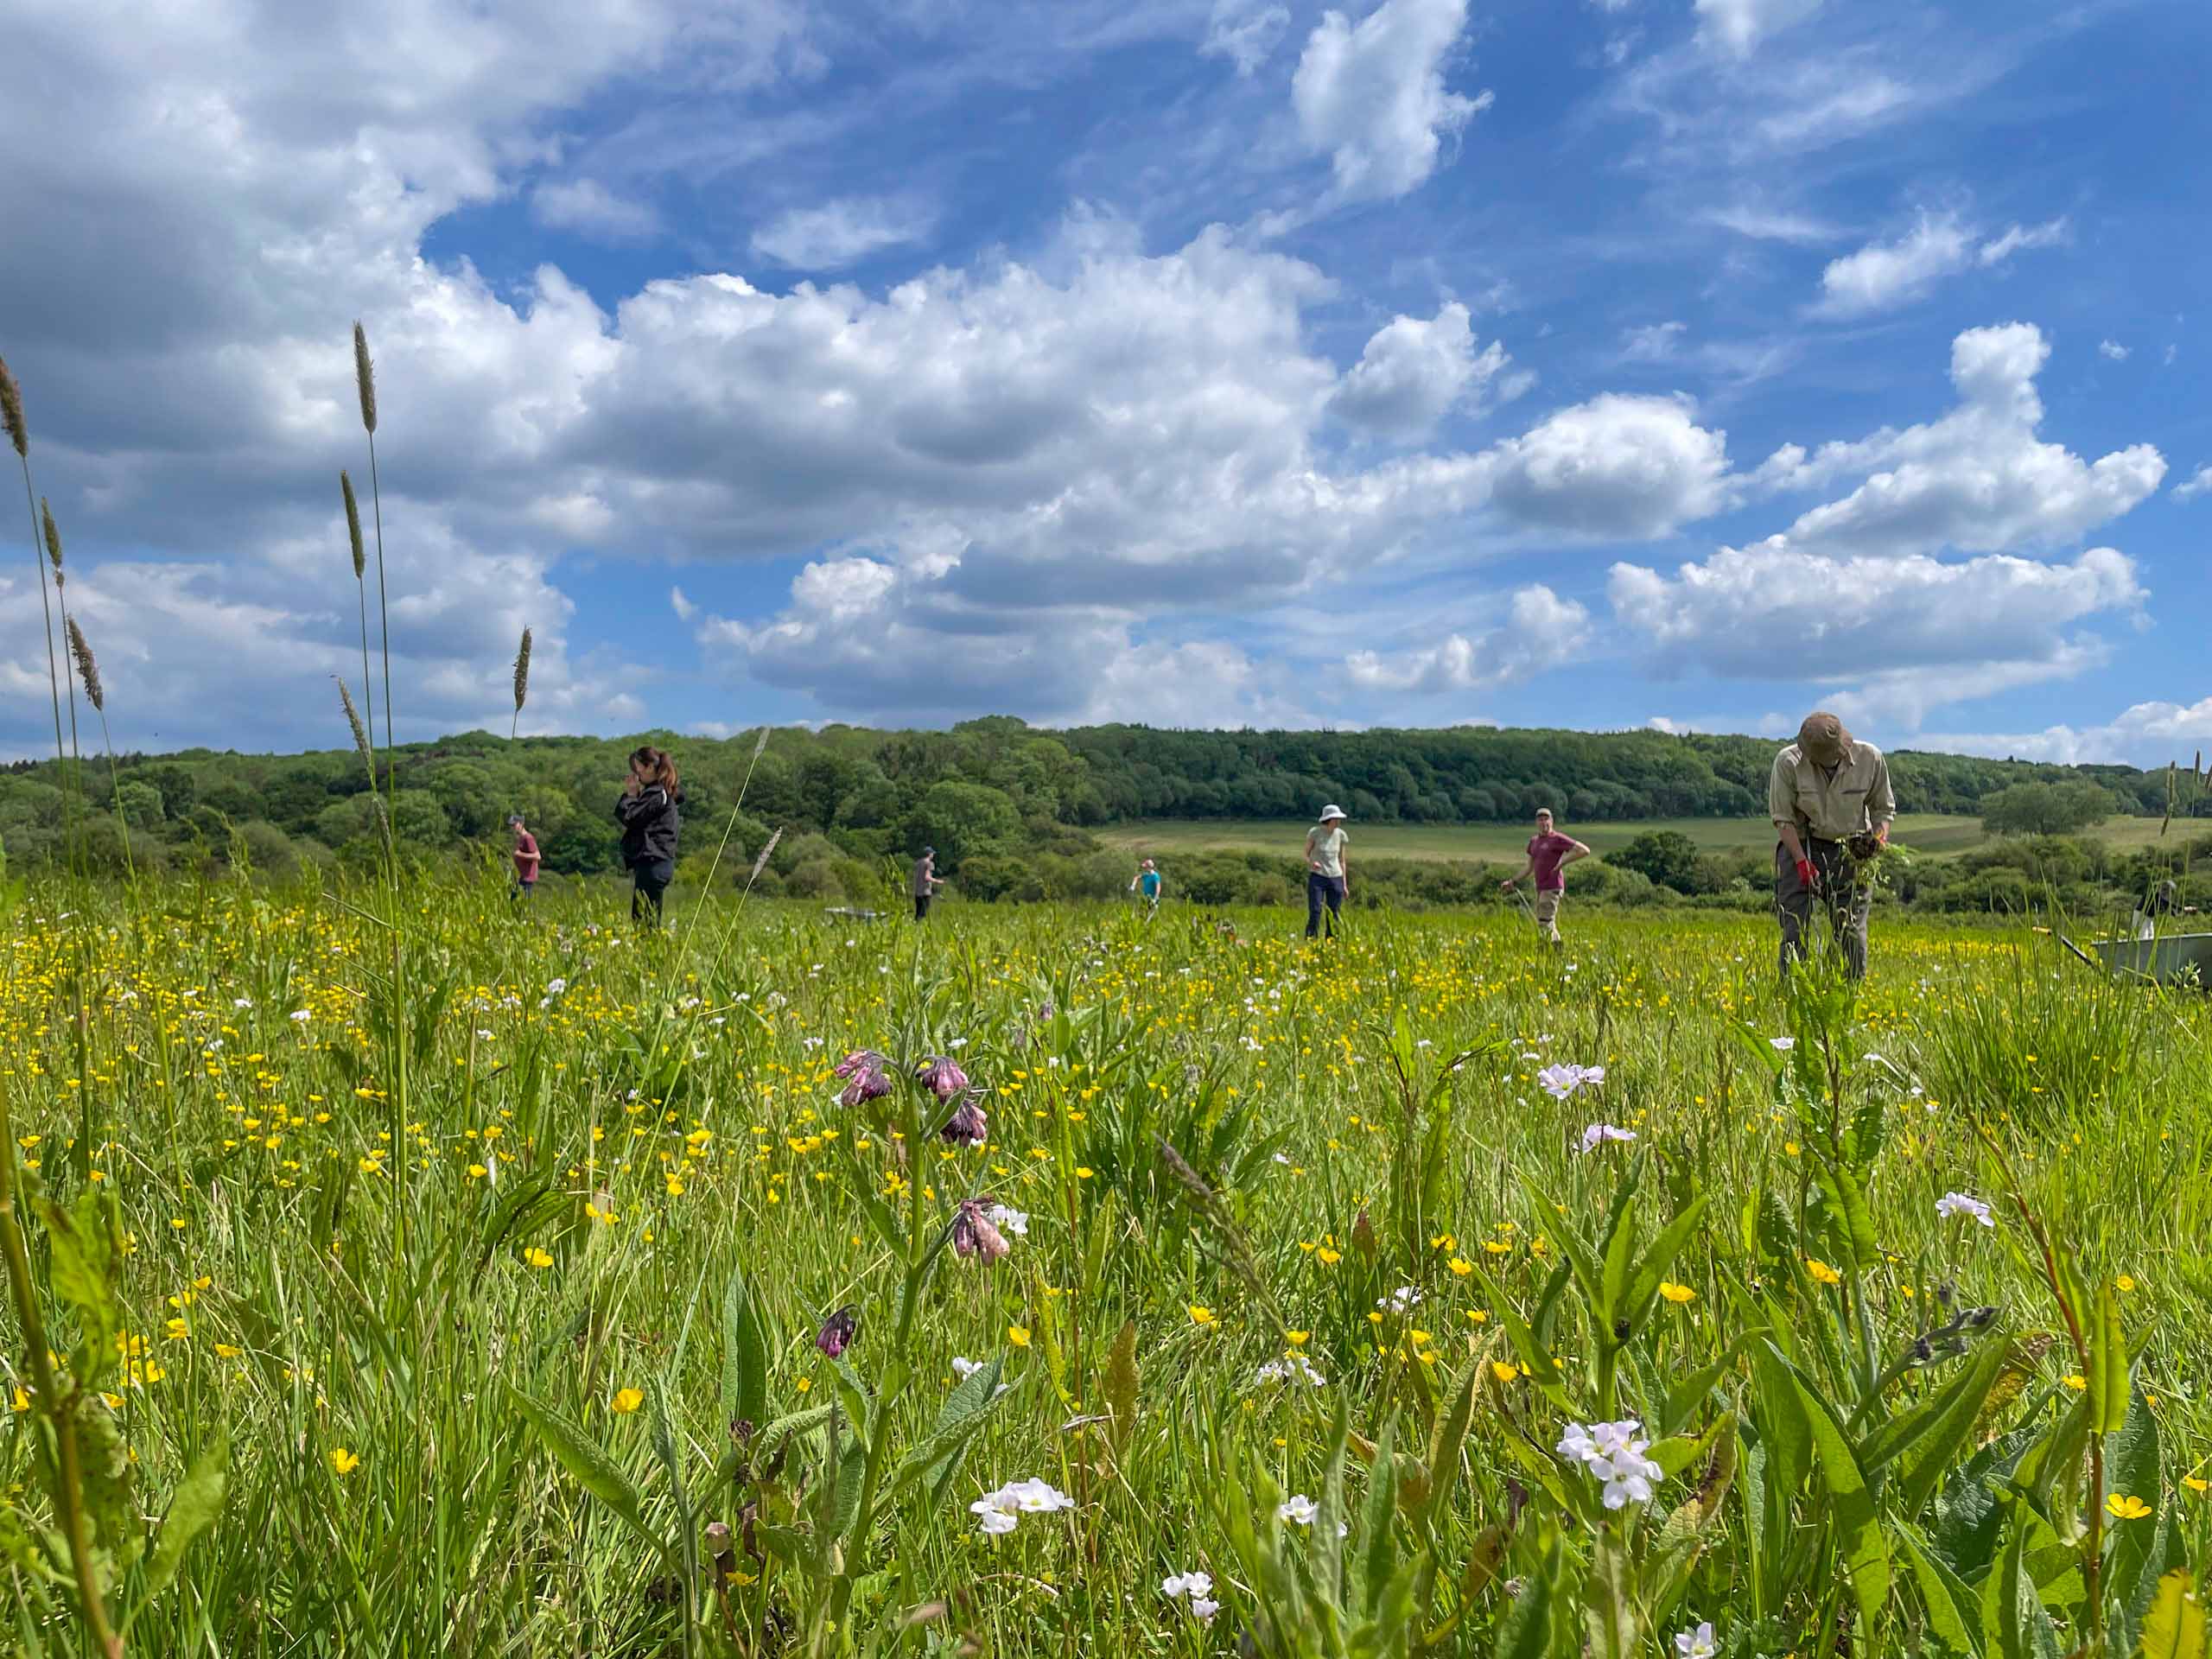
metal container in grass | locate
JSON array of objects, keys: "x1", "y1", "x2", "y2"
[{"x1": 2082, "y1": 931, "x2": 2212, "y2": 985}]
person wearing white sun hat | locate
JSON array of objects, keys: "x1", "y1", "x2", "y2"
[{"x1": 1304, "y1": 805, "x2": 1351, "y2": 939}]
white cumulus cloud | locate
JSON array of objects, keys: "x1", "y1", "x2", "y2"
[
  {"x1": 1292, "y1": 0, "x2": 1488, "y2": 203},
  {"x1": 1343, "y1": 587, "x2": 1591, "y2": 693},
  {"x1": 750, "y1": 196, "x2": 937, "y2": 269},
  {"x1": 1328, "y1": 302, "x2": 1522, "y2": 438}
]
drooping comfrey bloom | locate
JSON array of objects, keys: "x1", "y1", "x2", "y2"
[
  {"x1": 816, "y1": 1305, "x2": 860, "y2": 1359},
  {"x1": 939, "y1": 1097, "x2": 988, "y2": 1147},
  {"x1": 836, "y1": 1050, "x2": 892, "y2": 1108},
  {"x1": 916, "y1": 1056, "x2": 969, "y2": 1098},
  {"x1": 952, "y1": 1198, "x2": 1010, "y2": 1263}
]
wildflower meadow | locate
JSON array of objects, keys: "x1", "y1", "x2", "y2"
[{"x1": 0, "y1": 874, "x2": 2207, "y2": 1658}]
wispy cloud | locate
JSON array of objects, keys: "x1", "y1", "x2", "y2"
[{"x1": 751, "y1": 196, "x2": 937, "y2": 269}]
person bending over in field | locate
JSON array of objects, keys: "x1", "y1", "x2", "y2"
[
  {"x1": 614, "y1": 746, "x2": 683, "y2": 925},
  {"x1": 1501, "y1": 808, "x2": 1588, "y2": 944},
  {"x1": 1770, "y1": 711, "x2": 1893, "y2": 981},
  {"x1": 1304, "y1": 805, "x2": 1351, "y2": 939},
  {"x1": 509, "y1": 813, "x2": 541, "y2": 904}
]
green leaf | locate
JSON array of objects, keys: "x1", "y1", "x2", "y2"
[
  {"x1": 2138, "y1": 1571, "x2": 2206, "y2": 1659},
  {"x1": 1491, "y1": 1538, "x2": 1560, "y2": 1659},
  {"x1": 1621, "y1": 1193, "x2": 1713, "y2": 1329},
  {"x1": 134, "y1": 1435, "x2": 227, "y2": 1614},
  {"x1": 1897, "y1": 1521, "x2": 1984, "y2": 1658},
  {"x1": 1106, "y1": 1319, "x2": 1139, "y2": 1453},
  {"x1": 1650, "y1": 1413, "x2": 1728, "y2": 1481},
  {"x1": 2089, "y1": 1275, "x2": 2131, "y2": 1435},
  {"x1": 1770, "y1": 1344, "x2": 1891, "y2": 1632},
  {"x1": 720, "y1": 1263, "x2": 771, "y2": 1431},
  {"x1": 1985, "y1": 1503, "x2": 2058, "y2": 1659},
  {"x1": 1593, "y1": 1160, "x2": 1644, "y2": 1325},
  {"x1": 1876, "y1": 1337, "x2": 2012, "y2": 1512},
  {"x1": 1360, "y1": 1417, "x2": 1399, "y2": 1617},
  {"x1": 646, "y1": 1373, "x2": 690, "y2": 1528},
  {"x1": 1581, "y1": 1526, "x2": 1636, "y2": 1659},
  {"x1": 913, "y1": 1355, "x2": 1009, "y2": 1507},
  {"x1": 505, "y1": 1382, "x2": 664, "y2": 1560},
  {"x1": 1422, "y1": 1357, "x2": 1481, "y2": 1525},
  {"x1": 1811, "y1": 1160, "x2": 1880, "y2": 1274},
  {"x1": 1319, "y1": 1393, "x2": 1352, "y2": 1606},
  {"x1": 39, "y1": 1183, "x2": 124, "y2": 1383}
]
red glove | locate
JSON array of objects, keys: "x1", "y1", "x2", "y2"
[{"x1": 1795, "y1": 858, "x2": 1816, "y2": 890}]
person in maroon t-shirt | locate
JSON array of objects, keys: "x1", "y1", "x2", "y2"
[
  {"x1": 1500, "y1": 807, "x2": 1590, "y2": 944},
  {"x1": 509, "y1": 814, "x2": 542, "y2": 904}
]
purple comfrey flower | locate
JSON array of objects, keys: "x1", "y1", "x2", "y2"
[
  {"x1": 917, "y1": 1056, "x2": 970, "y2": 1099},
  {"x1": 939, "y1": 1098, "x2": 989, "y2": 1147},
  {"x1": 816, "y1": 1305, "x2": 860, "y2": 1358},
  {"x1": 952, "y1": 1198, "x2": 1010, "y2": 1263},
  {"x1": 836, "y1": 1050, "x2": 892, "y2": 1108}
]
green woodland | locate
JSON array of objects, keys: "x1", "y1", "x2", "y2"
[{"x1": 3, "y1": 720, "x2": 2204, "y2": 919}]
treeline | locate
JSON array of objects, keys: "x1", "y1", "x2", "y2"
[{"x1": 0, "y1": 720, "x2": 2195, "y2": 908}]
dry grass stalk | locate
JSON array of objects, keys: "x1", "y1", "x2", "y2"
[{"x1": 65, "y1": 619, "x2": 102, "y2": 713}]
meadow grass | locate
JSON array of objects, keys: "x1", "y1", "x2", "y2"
[
  {"x1": 1096, "y1": 815, "x2": 2008, "y2": 863},
  {"x1": 0, "y1": 873, "x2": 2207, "y2": 1656}
]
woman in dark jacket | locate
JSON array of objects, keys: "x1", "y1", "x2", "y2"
[{"x1": 613, "y1": 745, "x2": 683, "y2": 924}]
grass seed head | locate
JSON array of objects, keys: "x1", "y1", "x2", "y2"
[
  {"x1": 353, "y1": 321, "x2": 378, "y2": 435},
  {"x1": 513, "y1": 626, "x2": 532, "y2": 715},
  {"x1": 40, "y1": 497, "x2": 61, "y2": 578},
  {"x1": 0, "y1": 353, "x2": 24, "y2": 458},
  {"x1": 66, "y1": 617, "x2": 102, "y2": 712},
  {"x1": 748, "y1": 826, "x2": 782, "y2": 886},
  {"x1": 341, "y1": 471, "x2": 365, "y2": 579}
]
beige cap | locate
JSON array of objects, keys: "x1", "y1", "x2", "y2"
[{"x1": 1797, "y1": 711, "x2": 1851, "y2": 766}]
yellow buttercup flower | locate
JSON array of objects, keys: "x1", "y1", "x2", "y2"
[
  {"x1": 1806, "y1": 1258, "x2": 1842, "y2": 1287},
  {"x1": 1660, "y1": 1281, "x2": 1696, "y2": 1304},
  {"x1": 331, "y1": 1447, "x2": 360, "y2": 1476},
  {"x1": 2107, "y1": 1493, "x2": 2151, "y2": 1520},
  {"x1": 611, "y1": 1388, "x2": 645, "y2": 1414},
  {"x1": 523, "y1": 1247, "x2": 554, "y2": 1269},
  {"x1": 1007, "y1": 1325, "x2": 1032, "y2": 1347},
  {"x1": 1188, "y1": 1305, "x2": 1217, "y2": 1327}
]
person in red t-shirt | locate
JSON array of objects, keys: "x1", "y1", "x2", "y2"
[
  {"x1": 1500, "y1": 808, "x2": 1590, "y2": 944},
  {"x1": 509, "y1": 814, "x2": 542, "y2": 903}
]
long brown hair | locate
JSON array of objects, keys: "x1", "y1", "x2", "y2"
[{"x1": 629, "y1": 745, "x2": 679, "y2": 794}]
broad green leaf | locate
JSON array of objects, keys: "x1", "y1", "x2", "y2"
[
  {"x1": 505, "y1": 1382, "x2": 664, "y2": 1560},
  {"x1": 1491, "y1": 1538, "x2": 1560, "y2": 1659},
  {"x1": 1647, "y1": 1417, "x2": 1737, "y2": 1624},
  {"x1": 1581, "y1": 1527, "x2": 1636, "y2": 1659},
  {"x1": 1876, "y1": 1337, "x2": 2012, "y2": 1512},
  {"x1": 1422, "y1": 1357, "x2": 1481, "y2": 1525},
  {"x1": 1811, "y1": 1161, "x2": 1880, "y2": 1274},
  {"x1": 1621, "y1": 1194, "x2": 1713, "y2": 1329},
  {"x1": 133, "y1": 1435, "x2": 228, "y2": 1615},
  {"x1": 646, "y1": 1373, "x2": 690, "y2": 1528},
  {"x1": 1897, "y1": 1521, "x2": 1983, "y2": 1657},
  {"x1": 1771, "y1": 1344, "x2": 1891, "y2": 1632},
  {"x1": 1319, "y1": 1391, "x2": 1351, "y2": 1606},
  {"x1": 1593, "y1": 1160, "x2": 1644, "y2": 1323},
  {"x1": 2138, "y1": 1571, "x2": 2206, "y2": 1659},
  {"x1": 916, "y1": 1354, "x2": 1009, "y2": 1506},
  {"x1": 1106, "y1": 1319, "x2": 1139, "y2": 1453},
  {"x1": 720, "y1": 1263, "x2": 770, "y2": 1431},
  {"x1": 1361, "y1": 1417, "x2": 1399, "y2": 1616},
  {"x1": 2089, "y1": 1276, "x2": 2130, "y2": 1435},
  {"x1": 1984, "y1": 1504, "x2": 2058, "y2": 1659}
]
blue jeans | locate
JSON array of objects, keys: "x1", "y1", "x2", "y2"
[{"x1": 1306, "y1": 872, "x2": 1344, "y2": 938}]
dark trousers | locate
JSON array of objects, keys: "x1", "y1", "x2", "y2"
[
  {"x1": 914, "y1": 893, "x2": 931, "y2": 921},
  {"x1": 1306, "y1": 872, "x2": 1345, "y2": 938},
  {"x1": 1777, "y1": 839, "x2": 1870, "y2": 979},
  {"x1": 511, "y1": 879, "x2": 535, "y2": 904},
  {"x1": 631, "y1": 859, "x2": 673, "y2": 925}
]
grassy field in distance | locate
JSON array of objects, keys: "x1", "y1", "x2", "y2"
[{"x1": 1094, "y1": 811, "x2": 2196, "y2": 863}]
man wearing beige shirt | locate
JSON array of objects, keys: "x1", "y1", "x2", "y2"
[{"x1": 1769, "y1": 711, "x2": 1895, "y2": 980}]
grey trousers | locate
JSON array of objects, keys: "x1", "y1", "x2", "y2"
[{"x1": 1777, "y1": 839, "x2": 1870, "y2": 980}]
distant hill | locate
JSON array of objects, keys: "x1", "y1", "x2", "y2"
[{"x1": 0, "y1": 717, "x2": 2188, "y2": 881}]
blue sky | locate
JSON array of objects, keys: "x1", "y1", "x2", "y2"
[{"x1": 2, "y1": 0, "x2": 2208, "y2": 764}]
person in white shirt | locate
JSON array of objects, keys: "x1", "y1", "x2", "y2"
[{"x1": 1303, "y1": 806, "x2": 1351, "y2": 939}]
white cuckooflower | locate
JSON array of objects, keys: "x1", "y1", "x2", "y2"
[
  {"x1": 1189, "y1": 1596, "x2": 1220, "y2": 1620},
  {"x1": 1577, "y1": 1122, "x2": 1637, "y2": 1154},
  {"x1": 1675, "y1": 1620, "x2": 1717, "y2": 1659},
  {"x1": 986, "y1": 1205, "x2": 1030, "y2": 1237},
  {"x1": 952, "y1": 1357, "x2": 982, "y2": 1382},
  {"x1": 1769, "y1": 1036, "x2": 1794, "y2": 1052},
  {"x1": 1278, "y1": 1495, "x2": 1319, "y2": 1526},
  {"x1": 1161, "y1": 1571, "x2": 1213, "y2": 1599},
  {"x1": 1936, "y1": 1192, "x2": 1994, "y2": 1227}
]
